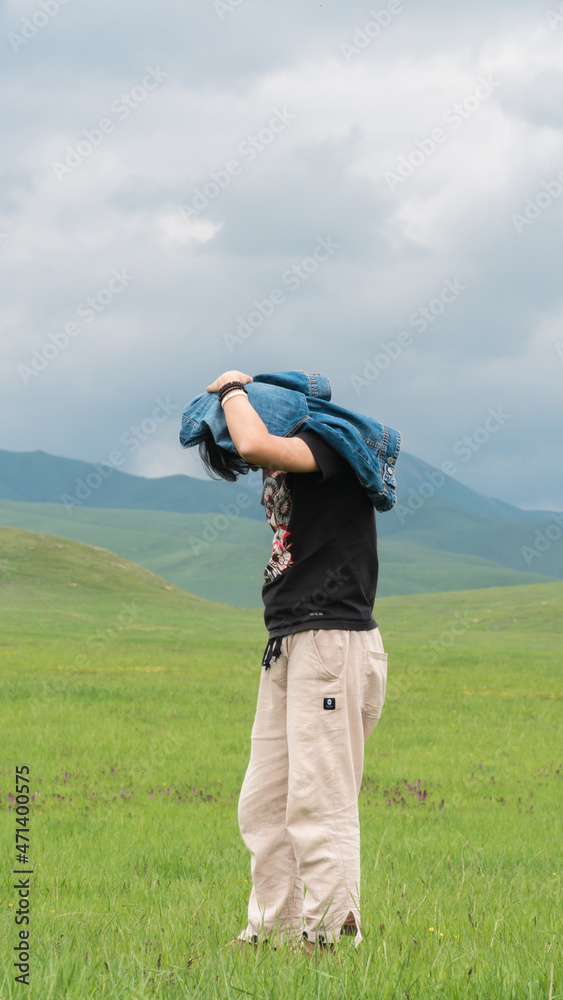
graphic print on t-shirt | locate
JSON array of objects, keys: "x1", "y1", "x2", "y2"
[{"x1": 262, "y1": 471, "x2": 293, "y2": 582}]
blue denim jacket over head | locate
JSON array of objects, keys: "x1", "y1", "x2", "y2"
[{"x1": 179, "y1": 370, "x2": 401, "y2": 512}]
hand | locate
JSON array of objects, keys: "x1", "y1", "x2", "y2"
[{"x1": 206, "y1": 371, "x2": 254, "y2": 393}]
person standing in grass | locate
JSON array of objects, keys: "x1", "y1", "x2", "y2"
[{"x1": 200, "y1": 369, "x2": 388, "y2": 954}]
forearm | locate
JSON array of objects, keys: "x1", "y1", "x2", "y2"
[{"x1": 222, "y1": 393, "x2": 270, "y2": 458}]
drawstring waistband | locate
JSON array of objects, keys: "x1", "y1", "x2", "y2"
[{"x1": 261, "y1": 634, "x2": 283, "y2": 669}]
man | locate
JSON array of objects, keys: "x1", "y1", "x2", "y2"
[{"x1": 203, "y1": 369, "x2": 388, "y2": 955}]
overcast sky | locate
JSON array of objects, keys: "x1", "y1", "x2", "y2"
[{"x1": 1, "y1": 0, "x2": 562, "y2": 510}]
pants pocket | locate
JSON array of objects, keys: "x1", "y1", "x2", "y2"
[
  {"x1": 309, "y1": 629, "x2": 345, "y2": 681},
  {"x1": 361, "y1": 649, "x2": 387, "y2": 741}
]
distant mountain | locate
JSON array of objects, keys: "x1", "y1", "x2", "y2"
[
  {"x1": 0, "y1": 446, "x2": 264, "y2": 516},
  {"x1": 393, "y1": 453, "x2": 551, "y2": 523},
  {"x1": 0, "y1": 446, "x2": 557, "y2": 524}
]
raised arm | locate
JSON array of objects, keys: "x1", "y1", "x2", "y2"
[{"x1": 206, "y1": 370, "x2": 319, "y2": 473}]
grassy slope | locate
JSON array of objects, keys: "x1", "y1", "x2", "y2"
[
  {"x1": 0, "y1": 527, "x2": 561, "y2": 999},
  {"x1": 0, "y1": 499, "x2": 555, "y2": 608},
  {"x1": 379, "y1": 495, "x2": 563, "y2": 579}
]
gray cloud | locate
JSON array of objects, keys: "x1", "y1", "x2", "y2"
[{"x1": 1, "y1": 0, "x2": 562, "y2": 511}]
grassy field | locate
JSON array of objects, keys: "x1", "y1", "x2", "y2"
[{"x1": 0, "y1": 526, "x2": 561, "y2": 999}]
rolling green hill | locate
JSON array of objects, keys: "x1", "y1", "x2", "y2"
[
  {"x1": 0, "y1": 503, "x2": 554, "y2": 608},
  {"x1": 1, "y1": 448, "x2": 561, "y2": 606},
  {"x1": 2, "y1": 524, "x2": 561, "y2": 643},
  {"x1": 1, "y1": 527, "x2": 561, "y2": 999},
  {"x1": 0, "y1": 524, "x2": 260, "y2": 648}
]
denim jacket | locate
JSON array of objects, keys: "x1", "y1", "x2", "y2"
[{"x1": 179, "y1": 370, "x2": 401, "y2": 512}]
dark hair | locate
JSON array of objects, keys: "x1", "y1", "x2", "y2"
[{"x1": 198, "y1": 429, "x2": 252, "y2": 482}]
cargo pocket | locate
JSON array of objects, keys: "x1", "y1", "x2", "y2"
[
  {"x1": 310, "y1": 629, "x2": 345, "y2": 681},
  {"x1": 361, "y1": 649, "x2": 387, "y2": 741}
]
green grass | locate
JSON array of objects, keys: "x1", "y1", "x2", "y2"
[
  {"x1": 0, "y1": 526, "x2": 561, "y2": 999},
  {"x1": 0, "y1": 499, "x2": 555, "y2": 608}
]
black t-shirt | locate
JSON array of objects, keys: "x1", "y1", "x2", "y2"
[{"x1": 260, "y1": 427, "x2": 378, "y2": 637}]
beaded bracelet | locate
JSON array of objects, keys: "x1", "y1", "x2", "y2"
[
  {"x1": 217, "y1": 380, "x2": 247, "y2": 402},
  {"x1": 220, "y1": 389, "x2": 248, "y2": 408}
]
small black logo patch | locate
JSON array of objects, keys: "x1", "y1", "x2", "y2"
[{"x1": 323, "y1": 697, "x2": 335, "y2": 710}]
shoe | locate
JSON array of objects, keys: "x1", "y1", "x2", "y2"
[
  {"x1": 297, "y1": 933, "x2": 335, "y2": 957},
  {"x1": 223, "y1": 934, "x2": 259, "y2": 953}
]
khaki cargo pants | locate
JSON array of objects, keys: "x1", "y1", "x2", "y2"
[{"x1": 237, "y1": 626, "x2": 387, "y2": 948}]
